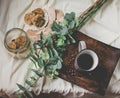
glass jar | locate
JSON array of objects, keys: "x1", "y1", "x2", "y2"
[{"x1": 4, "y1": 28, "x2": 32, "y2": 59}]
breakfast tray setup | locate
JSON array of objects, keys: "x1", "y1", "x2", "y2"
[{"x1": 59, "y1": 31, "x2": 120, "y2": 95}]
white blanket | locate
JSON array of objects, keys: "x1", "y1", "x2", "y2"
[{"x1": 0, "y1": 0, "x2": 120, "y2": 97}]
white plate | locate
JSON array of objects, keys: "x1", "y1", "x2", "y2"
[{"x1": 24, "y1": 9, "x2": 49, "y2": 31}]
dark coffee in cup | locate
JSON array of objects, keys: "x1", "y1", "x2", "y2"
[
  {"x1": 77, "y1": 53, "x2": 93, "y2": 70},
  {"x1": 75, "y1": 41, "x2": 99, "y2": 71}
]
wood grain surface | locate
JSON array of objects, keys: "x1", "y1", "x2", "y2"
[{"x1": 59, "y1": 31, "x2": 120, "y2": 95}]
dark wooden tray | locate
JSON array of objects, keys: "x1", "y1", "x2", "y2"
[{"x1": 59, "y1": 31, "x2": 120, "y2": 95}]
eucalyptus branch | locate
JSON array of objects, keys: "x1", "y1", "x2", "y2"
[
  {"x1": 78, "y1": 0, "x2": 108, "y2": 30},
  {"x1": 16, "y1": 0, "x2": 108, "y2": 98}
]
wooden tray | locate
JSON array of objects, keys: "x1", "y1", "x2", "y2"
[{"x1": 59, "y1": 31, "x2": 120, "y2": 95}]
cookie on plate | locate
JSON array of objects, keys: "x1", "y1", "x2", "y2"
[
  {"x1": 31, "y1": 15, "x2": 45, "y2": 27},
  {"x1": 24, "y1": 13, "x2": 35, "y2": 25},
  {"x1": 32, "y1": 8, "x2": 44, "y2": 17},
  {"x1": 24, "y1": 8, "x2": 46, "y2": 27}
]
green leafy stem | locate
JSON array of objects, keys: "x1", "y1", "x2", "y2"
[{"x1": 16, "y1": 0, "x2": 108, "y2": 98}]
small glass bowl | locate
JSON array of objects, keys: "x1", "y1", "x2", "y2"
[{"x1": 4, "y1": 28, "x2": 32, "y2": 59}]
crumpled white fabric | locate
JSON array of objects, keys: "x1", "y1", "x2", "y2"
[{"x1": 0, "y1": 0, "x2": 120, "y2": 97}]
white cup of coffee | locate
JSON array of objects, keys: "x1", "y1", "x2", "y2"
[{"x1": 74, "y1": 41, "x2": 99, "y2": 71}]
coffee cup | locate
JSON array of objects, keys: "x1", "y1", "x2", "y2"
[{"x1": 74, "y1": 41, "x2": 99, "y2": 71}]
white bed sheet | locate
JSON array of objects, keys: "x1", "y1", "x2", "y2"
[{"x1": 0, "y1": 0, "x2": 120, "y2": 97}]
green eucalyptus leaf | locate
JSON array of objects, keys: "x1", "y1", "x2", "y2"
[
  {"x1": 55, "y1": 60, "x2": 62, "y2": 69},
  {"x1": 38, "y1": 57, "x2": 44, "y2": 67},
  {"x1": 52, "y1": 48, "x2": 62, "y2": 62},
  {"x1": 31, "y1": 55, "x2": 38, "y2": 62},
  {"x1": 48, "y1": 57, "x2": 58, "y2": 65},
  {"x1": 54, "y1": 70, "x2": 59, "y2": 76},
  {"x1": 60, "y1": 19, "x2": 68, "y2": 26},
  {"x1": 26, "y1": 91, "x2": 33, "y2": 98},
  {"x1": 46, "y1": 36, "x2": 53, "y2": 47},
  {"x1": 49, "y1": 70, "x2": 59, "y2": 79},
  {"x1": 64, "y1": 12, "x2": 75, "y2": 22},
  {"x1": 25, "y1": 80, "x2": 32, "y2": 87},
  {"x1": 52, "y1": 48, "x2": 59, "y2": 56},
  {"x1": 30, "y1": 58, "x2": 37, "y2": 66},
  {"x1": 59, "y1": 26, "x2": 68, "y2": 35},
  {"x1": 44, "y1": 50, "x2": 49, "y2": 59},
  {"x1": 33, "y1": 40, "x2": 42, "y2": 48},
  {"x1": 17, "y1": 84, "x2": 26, "y2": 92},
  {"x1": 48, "y1": 48, "x2": 53, "y2": 58},
  {"x1": 40, "y1": 32, "x2": 47, "y2": 45},
  {"x1": 57, "y1": 38, "x2": 64, "y2": 46},
  {"x1": 69, "y1": 21, "x2": 75, "y2": 29},
  {"x1": 30, "y1": 77, "x2": 36, "y2": 81},
  {"x1": 48, "y1": 60, "x2": 62, "y2": 70},
  {"x1": 41, "y1": 48, "x2": 49, "y2": 60},
  {"x1": 51, "y1": 21, "x2": 62, "y2": 32},
  {"x1": 56, "y1": 35, "x2": 66, "y2": 47},
  {"x1": 31, "y1": 69, "x2": 43, "y2": 77}
]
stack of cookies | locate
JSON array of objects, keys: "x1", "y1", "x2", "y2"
[
  {"x1": 24, "y1": 8, "x2": 46, "y2": 27},
  {"x1": 8, "y1": 36, "x2": 26, "y2": 49}
]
